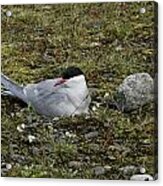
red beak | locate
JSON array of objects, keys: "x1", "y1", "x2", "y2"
[{"x1": 54, "y1": 78, "x2": 67, "y2": 87}]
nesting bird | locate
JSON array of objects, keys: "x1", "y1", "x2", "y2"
[{"x1": 1, "y1": 67, "x2": 91, "y2": 117}]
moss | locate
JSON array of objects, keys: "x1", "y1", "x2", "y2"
[{"x1": 1, "y1": 2, "x2": 157, "y2": 179}]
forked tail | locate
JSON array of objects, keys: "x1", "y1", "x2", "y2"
[{"x1": 1, "y1": 73, "x2": 28, "y2": 103}]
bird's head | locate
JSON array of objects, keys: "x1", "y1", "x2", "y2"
[
  {"x1": 62, "y1": 66, "x2": 84, "y2": 79},
  {"x1": 54, "y1": 67, "x2": 85, "y2": 87}
]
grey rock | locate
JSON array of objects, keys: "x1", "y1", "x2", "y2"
[
  {"x1": 68, "y1": 161, "x2": 83, "y2": 169},
  {"x1": 85, "y1": 131, "x2": 98, "y2": 139},
  {"x1": 115, "y1": 73, "x2": 154, "y2": 111},
  {"x1": 119, "y1": 165, "x2": 138, "y2": 175},
  {"x1": 92, "y1": 166, "x2": 105, "y2": 176},
  {"x1": 139, "y1": 167, "x2": 146, "y2": 174},
  {"x1": 130, "y1": 174, "x2": 154, "y2": 181}
]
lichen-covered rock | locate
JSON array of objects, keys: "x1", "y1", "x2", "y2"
[
  {"x1": 130, "y1": 174, "x2": 154, "y2": 181},
  {"x1": 115, "y1": 73, "x2": 154, "y2": 111}
]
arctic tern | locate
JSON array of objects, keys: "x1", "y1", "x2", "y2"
[{"x1": 1, "y1": 67, "x2": 91, "y2": 117}]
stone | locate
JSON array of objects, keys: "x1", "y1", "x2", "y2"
[
  {"x1": 6, "y1": 163, "x2": 12, "y2": 170},
  {"x1": 119, "y1": 165, "x2": 137, "y2": 175},
  {"x1": 139, "y1": 167, "x2": 146, "y2": 174},
  {"x1": 130, "y1": 174, "x2": 154, "y2": 181},
  {"x1": 85, "y1": 131, "x2": 98, "y2": 139},
  {"x1": 115, "y1": 73, "x2": 154, "y2": 111},
  {"x1": 92, "y1": 166, "x2": 105, "y2": 176},
  {"x1": 68, "y1": 161, "x2": 83, "y2": 169}
]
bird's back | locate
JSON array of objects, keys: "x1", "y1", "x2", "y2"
[{"x1": 24, "y1": 75, "x2": 90, "y2": 117}]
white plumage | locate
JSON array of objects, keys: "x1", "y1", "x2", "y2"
[{"x1": 1, "y1": 67, "x2": 91, "y2": 117}]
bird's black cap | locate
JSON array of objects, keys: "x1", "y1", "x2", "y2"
[{"x1": 62, "y1": 66, "x2": 84, "y2": 79}]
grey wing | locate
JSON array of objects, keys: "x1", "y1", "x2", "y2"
[
  {"x1": 24, "y1": 79, "x2": 76, "y2": 116},
  {"x1": 35, "y1": 92, "x2": 72, "y2": 117},
  {"x1": 24, "y1": 79, "x2": 61, "y2": 99}
]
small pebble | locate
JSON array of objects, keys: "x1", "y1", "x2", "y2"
[
  {"x1": 6, "y1": 163, "x2": 12, "y2": 170},
  {"x1": 140, "y1": 167, "x2": 146, "y2": 174},
  {"x1": 119, "y1": 165, "x2": 137, "y2": 175},
  {"x1": 53, "y1": 128, "x2": 58, "y2": 132},
  {"x1": 6, "y1": 10, "x2": 12, "y2": 17},
  {"x1": 92, "y1": 166, "x2": 105, "y2": 176},
  {"x1": 85, "y1": 131, "x2": 98, "y2": 139},
  {"x1": 68, "y1": 161, "x2": 83, "y2": 168}
]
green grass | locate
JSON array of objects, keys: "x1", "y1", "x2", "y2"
[{"x1": 1, "y1": 2, "x2": 157, "y2": 179}]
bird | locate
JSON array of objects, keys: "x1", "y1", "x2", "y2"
[{"x1": 1, "y1": 66, "x2": 91, "y2": 117}]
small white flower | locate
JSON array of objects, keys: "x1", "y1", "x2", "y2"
[
  {"x1": 92, "y1": 106, "x2": 97, "y2": 111},
  {"x1": 65, "y1": 131, "x2": 76, "y2": 138},
  {"x1": 65, "y1": 131, "x2": 71, "y2": 137},
  {"x1": 90, "y1": 42, "x2": 101, "y2": 47},
  {"x1": 17, "y1": 125, "x2": 23, "y2": 132},
  {"x1": 17, "y1": 123, "x2": 26, "y2": 132},
  {"x1": 104, "y1": 93, "x2": 109, "y2": 98},
  {"x1": 6, "y1": 163, "x2": 12, "y2": 170},
  {"x1": 115, "y1": 45, "x2": 123, "y2": 51},
  {"x1": 11, "y1": 112, "x2": 14, "y2": 117},
  {"x1": 53, "y1": 128, "x2": 58, "y2": 132},
  {"x1": 28, "y1": 135, "x2": 36, "y2": 143},
  {"x1": 21, "y1": 123, "x2": 26, "y2": 129}
]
